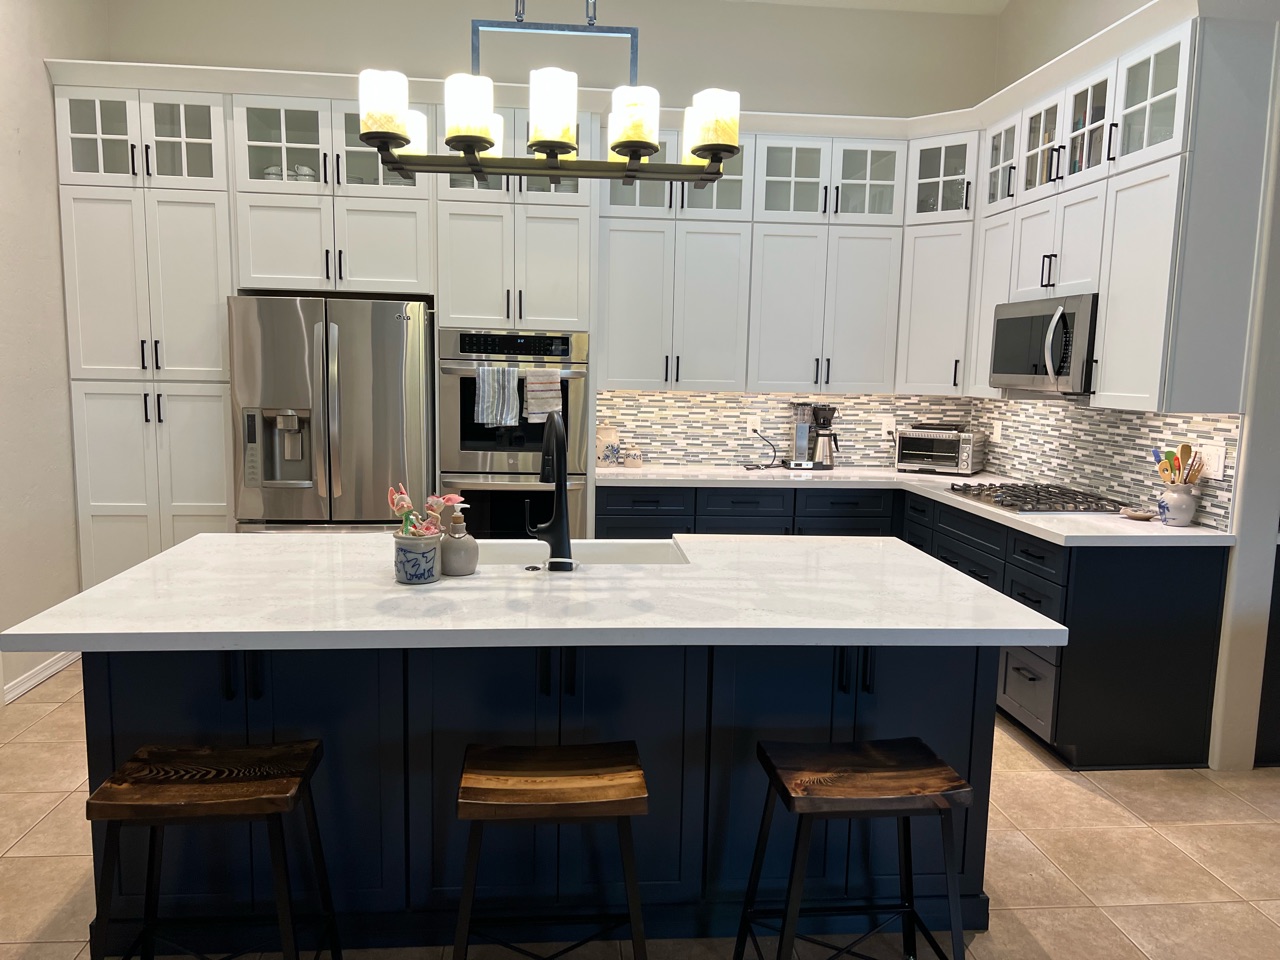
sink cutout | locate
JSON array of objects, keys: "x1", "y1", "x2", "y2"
[{"x1": 477, "y1": 539, "x2": 689, "y2": 566}]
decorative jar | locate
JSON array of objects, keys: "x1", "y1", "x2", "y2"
[
  {"x1": 1157, "y1": 484, "x2": 1198, "y2": 527},
  {"x1": 393, "y1": 532, "x2": 443, "y2": 584}
]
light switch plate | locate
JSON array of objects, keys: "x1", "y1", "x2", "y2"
[{"x1": 1199, "y1": 442, "x2": 1227, "y2": 481}]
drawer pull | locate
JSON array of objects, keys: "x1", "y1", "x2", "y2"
[
  {"x1": 631, "y1": 499, "x2": 660, "y2": 506},
  {"x1": 968, "y1": 569, "x2": 991, "y2": 582},
  {"x1": 939, "y1": 555, "x2": 960, "y2": 567},
  {"x1": 1019, "y1": 548, "x2": 1047, "y2": 561},
  {"x1": 908, "y1": 504, "x2": 927, "y2": 515},
  {"x1": 1015, "y1": 590, "x2": 1043, "y2": 606},
  {"x1": 729, "y1": 500, "x2": 759, "y2": 506},
  {"x1": 1011, "y1": 665, "x2": 1041, "y2": 682}
]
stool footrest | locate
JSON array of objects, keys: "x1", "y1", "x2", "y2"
[
  {"x1": 744, "y1": 905, "x2": 954, "y2": 960},
  {"x1": 467, "y1": 913, "x2": 630, "y2": 960}
]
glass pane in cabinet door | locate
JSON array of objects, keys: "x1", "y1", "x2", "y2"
[
  {"x1": 988, "y1": 169, "x2": 1000, "y2": 204},
  {"x1": 1152, "y1": 45, "x2": 1180, "y2": 97},
  {"x1": 186, "y1": 142, "x2": 214, "y2": 179},
  {"x1": 1068, "y1": 134, "x2": 1085, "y2": 176},
  {"x1": 185, "y1": 104, "x2": 212, "y2": 140},
  {"x1": 69, "y1": 99, "x2": 97, "y2": 134},
  {"x1": 842, "y1": 149, "x2": 868, "y2": 182},
  {"x1": 1001, "y1": 127, "x2": 1015, "y2": 163},
  {"x1": 869, "y1": 149, "x2": 895, "y2": 181},
  {"x1": 101, "y1": 139, "x2": 130, "y2": 174},
  {"x1": 794, "y1": 147, "x2": 821, "y2": 180},
  {"x1": 1148, "y1": 95, "x2": 1176, "y2": 145},
  {"x1": 1044, "y1": 105, "x2": 1058, "y2": 141},
  {"x1": 764, "y1": 179, "x2": 790, "y2": 211},
  {"x1": 943, "y1": 144, "x2": 966, "y2": 177},
  {"x1": 867, "y1": 183, "x2": 893, "y2": 214},
  {"x1": 793, "y1": 180, "x2": 819, "y2": 212},
  {"x1": 1126, "y1": 59, "x2": 1151, "y2": 109},
  {"x1": 723, "y1": 150, "x2": 743, "y2": 177},
  {"x1": 916, "y1": 180, "x2": 939, "y2": 214},
  {"x1": 455, "y1": 172, "x2": 505, "y2": 193},
  {"x1": 840, "y1": 184, "x2": 867, "y2": 214},
  {"x1": 1024, "y1": 153, "x2": 1039, "y2": 191},
  {"x1": 717, "y1": 178, "x2": 743, "y2": 211},
  {"x1": 1026, "y1": 113, "x2": 1042, "y2": 150},
  {"x1": 989, "y1": 133, "x2": 1001, "y2": 170},
  {"x1": 344, "y1": 151, "x2": 379, "y2": 184},
  {"x1": 246, "y1": 107, "x2": 282, "y2": 143},
  {"x1": 154, "y1": 102, "x2": 181, "y2": 138},
  {"x1": 1087, "y1": 126, "x2": 1104, "y2": 168},
  {"x1": 765, "y1": 147, "x2": 792, "y2": 178},
  {"x1": 100, "y1": 100, "x2": 128, "y2": 136},
  {"x1": 940, "y1": 178, "x2": 965, "y2": 211},
  {"x1": 70, "y1": 138, "x2": 98, "y2": 173},
  {"x1": 249, "y1": 145, "x2": 283, "y2": 180},
  {"x1": 156, "y1": 139, "x2": 183, "y2": 176},
  {"x1": 384, "y1": 168, "x2": 415, "y2": 188},
  {"x1": 344, "y1": 113, "x2": 364, "y2": 149},
  {"x1": 1071, "y1": 91, "x2": 1088, "y2": 133},
  {"x1": 685, "y1": 181, "x2": 713, "y2": 209},
  {"x1": 284, "y1": 110, "x2": 319, "y2": 144},
  {"x1": 525, "y1": 176, "x2": 580, "y2": 195},
  {"x1": 637, "y1": 180, "x2": 666, "y2": 207},
  {"x1": 1090, "y1": 80, "x2": 1108, "y2": 124},
  {"x1": 286, "y1": 147, "x2": 320, "y2": 181},
  {"x1": 918, "y1": 146, "x2": 941, "y2": 180},
  {"x1": 1121, "y1": 106, "x2": 1146, "y2": 156}
]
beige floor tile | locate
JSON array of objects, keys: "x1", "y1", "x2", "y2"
[
  {"x1": 1086, "y1": 769, "x2": 1269, "y2": 825},
  {"x1": 1254, "y1": 900, "x2": 1280, "y2": 926},
  {"x1": 67, "y1": 692, "x2": 83, "y2": 705},
  {"x1": 988, "y1": 804, "x2": 1016, "y2": 831},
  {"x1": 990, "y1": 771, "x2": 1141, "y2": 830},
  {"x1": 968, "y1": 907, "x2": 1146, "y2": 960},
  {"x1": 16, "y1": 668, "x2": 83, "y2": 705},
  {"x1": 1156, "y1": 823, "x2": 1280, "y2": 900},
  {"x1": 1105, "y1": 901, "x2": 1280, "y2": 960},
  {"x1": 6, "y1": 793, "x2": 92, "y2": 858},
  {"x1": 0, "y1": 743, "x2": 88, "y2": 793},
  {"x1": 0, "y1": 856, "x2": 95, "y2": 942},
  {"x1": 0, "y1": 704, "x2": 59, "y2": 745},
  {"x1": 12, "y1": 703, "x2": 86, "y2": 744},
  {"x1": 991, "y1": 729, "x2": 1050, "y2": 773},
  {"x1": 1200, "y1": 767, "x2": 1280, "y2": 820},
  {"x1": 0, "y1": 944, "x2": 87, "y2": 960},
  {"x1": 0, "y1": 793, "x2": 68, "y2": 856},
  {"x1": 1026, "y1": 826, "x2": 1238, "y2": 906},
  {"x1": 983, "y1": 830, "x2": 1089, "y2": 909}
]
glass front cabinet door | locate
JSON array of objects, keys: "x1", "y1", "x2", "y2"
[
  {"x1": 1020, "y1": 91, "x2": 1065, "y2": 204},
  {"x1": 677, "y1": 134, "x2": 755, "y2": 222},
  {"x1": 56, "y1": 86, "x2": 143, "y2": 187},
  {"x1": 331, "y1": 99, "x2": 432, "y2": 199},
  {"x1": 435, "y1": 106, "x2": 518, "y2": 203},
  {"x1": 1114, "y1": 21, "x2": 1193, "y2": 173},
  {"x1": 828, "y1": 139, "x2": 907, "y2": 225},
  {"x1": 513, "y1": 109, "x2": 593, "y2": 207},
  {"x1": 139, "y1": 92, "x2": 227, "y2": 190},
  {"x1": 981, "y1": 116, "x2": 1020, "y2": 217},
  {"x1": 752, "y1": 136, "x2": 832, "y2": 224},
  {"x1": 232, "y1": 95, "x2": 334, "y2": 195},
  {"x1": 599, "y1": 130, "x2": 681, "y2": 218},
  {"x1": 1060, "y1": 64, "x2": 1117, "y2": 189},
  {"x1": 905, "y1": 132, "x2": 978, "y2": 226}
]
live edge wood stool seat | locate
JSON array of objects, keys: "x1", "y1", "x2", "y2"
[
  {"x1": 85, "y1": 740, "x2": 341, "y2": 960},
  {"x1": 734, "y1": 738, "x2": 973, "y2": 960},
  {"x1": 453, "y1": 741, "x2": 649, "y2": 960}
]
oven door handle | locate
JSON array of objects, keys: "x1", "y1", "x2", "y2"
[
  {"x1": 439, "y1": 474, "x2": 587, "y2": 493},
  {"x1": 1042, "y1": 305, "x2": 1064, "y2": 392},
  {"x1": 438, "y1": 362, "x2": 587, "y2": 379}
]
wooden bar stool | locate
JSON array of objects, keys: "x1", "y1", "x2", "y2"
[
  {"x1": 452, "y1": 740, "x2": 649, "y2": 960},
  {"x1": 733, "y1": 737, "x2": 972, "y2": 960},
  {"x1": 85, "y1": 740, "x2": 342, "y2": 960}
]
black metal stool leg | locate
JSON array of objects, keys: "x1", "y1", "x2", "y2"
[
  {"x1": 300, "y1": 785, "x2": 342, "y2": 960},
  {"x1": 617, "y1": 817, "x2": 648, "y2": 960},
  {"x1": 939, "y1": 808, "x2": 965, "y2": 960},
  {"x1": 141, "y1": 825, "x2": 165, "y2": 960},
  {"x1": 452, "y1": 821, "x2": 484, "y2": 960},
  {"x1": 898, "y1": 816, "x2": 916, "y2": 960},
  {"x1": 775, "y1": 814, "x2": 812, "y2": 960},
  {"x1": 90, "y1": 821, "x2": 121, "y2": 960},
  {"x1": 267, "y1": 814, "x2": 299, "y2": 960},
  {"x1": 734, "y1": 787, "x2": 777, "y2": 960}
]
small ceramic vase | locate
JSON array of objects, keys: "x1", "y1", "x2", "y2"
[
  {"x1": 394, "y1": 532, "x2": 443, "y2": 584},
  {"x1": 1157, "y1": 484, "x2": 1198, "y2": 527},
  {"x1": 596, "y1": 425, "x2": 621, "y2": 466}
]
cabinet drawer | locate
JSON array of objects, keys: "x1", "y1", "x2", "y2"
[
  {"x1": 903, "y1": 493, "x2": 936, "y2": 526},
  {"x1": 1004, "y1": 567, "x2": 1067, "y2": 624},
  {"x1": 1007, "y1": 531, "x2": 1070, "y2": 585},
  {"x1": 1021, "y1": 644, "x2": 1063, "y2": 668},
  {"x1": 932, "y1": 533, "x2": 1004, "y2": 590},
  {"x1": 935, "y1": 505, "x2": 1008, "y2": 557},
  {"x1": 794, "y1": 489, "x2": 892, "y2": 518},
  {"x1": 998, "y1": 647, "x2": 1058, "y2": 742},
  {"x1": 793, "y1": 518, "x2": 892, "y2": 537},
  {"x1": 695, "y1": 516, "x2": 793, "y2": 535},
  {"x1": 697, "y1": 488, "x2": 795, "y2": 517},
  {"x1": 595, "y1": 516, "x2": 695, "y2": 539},
  {"x1": 597, "y1": 487, "x2": 695, "y2": 516},
  {"x1": 903, "y1": 521, "x2": 933, "y2": 553}
]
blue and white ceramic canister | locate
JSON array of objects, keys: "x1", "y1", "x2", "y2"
[
  {"x1": 1157, "y1": 484, "x2": 1198, "y2": 527},
  {"x1": 394, "y1": 533, "x2": 443, "y2": 584}
]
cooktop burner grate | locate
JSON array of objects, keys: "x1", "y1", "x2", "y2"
[{"x1": 949, "y1": 482, "x2": 1128, "y2": 514}]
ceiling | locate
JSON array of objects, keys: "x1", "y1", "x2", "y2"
[{"x1": 721, "y1": 0, "x2": 1011, "y2": 14}]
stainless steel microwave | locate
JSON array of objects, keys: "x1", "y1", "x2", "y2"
[{"x1": 989, "y1": 294, "x2": 1098, "y2": 395}]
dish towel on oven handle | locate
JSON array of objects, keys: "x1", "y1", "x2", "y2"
[
  {"x1": 475, "y1": 366, "x2": 520, "y2": 427},
  {"x1": 523, "y1": 368, "x2": 563, "y2": 424}
]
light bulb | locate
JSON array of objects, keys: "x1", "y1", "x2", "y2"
[
  {"x1": 609, "y1": 85, "x2": 660, "y2": 152},
  {"x1": 444, "y1": 73, "x2": 496, "y2": 146},
  {"x1": 396, "y1": 110, "x2": 429, "y2": 156},
  {"x1": 691, "y1": 88, "x2": 741, "y2": 152},
  {"x1": 528, "y1": 67, "x2": 578, "y2": 151},
  {"x1": 358, "y1": 69, "x2": 408, "y2": 138}
]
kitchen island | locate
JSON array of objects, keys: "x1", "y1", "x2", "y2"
[{"x1": 3, "y1": 534, "x2": 1065, "y2": 949}]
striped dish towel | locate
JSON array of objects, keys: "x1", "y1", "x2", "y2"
[
  {"x1": 522, "y1": 369, "x2": 563, "y2": 424},
  {"x1": 475, "y1": 366, "x2": 519, "y2": 427}
]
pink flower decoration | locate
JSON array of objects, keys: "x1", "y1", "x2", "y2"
[{"x1": 440, "y1": 494, "x2": 465, "y2": 505}]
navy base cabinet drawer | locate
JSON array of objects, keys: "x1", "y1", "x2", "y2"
[
  {"x1": 1007, "y1": 531, "x2": 1070, "y2": 585},
  {"x1": 596, "y1": 516, "x2": 695, "y2": 539},
  {"x1": 695, "y1": 517, "x2": 793, "y2": 535},
  {"x1": 597, "y1": 487, "x2": 695, "y2": 516},
  {"x1": 998, "y1": 647, "x2": 1058, "y2": 742},
  {"x1": 903, "y1": 521, "x2": 933, "y2": 553},
  {"x1": 935, "y1": 505, "x2": 1008, "y2": 558},
  {"x1": 903, "y1": 493, "x2": 936, "y2": 526},
  {"x1": 1004, "y1": 567, "x2": 1067, "y2": 624},
  {"x1": 697, "y1": 488, "x2": 794, "y2": 517},
  {"x1": 793, "y1": 518, "x2": 892, "y2": 537},
  {"x1": 932, "y1": 533, "x2": 1004, "y2": 590},
  {"x1": 794, "y1": 489, "x2": 892, "y2": 518}
]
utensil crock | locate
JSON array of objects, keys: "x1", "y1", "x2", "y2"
[
  {"x1": 1157, "y1": 484, "x2": 1198, "y2": 527},
  {"x1": 394, "y1": 532, "x2": 443, "y2": 584}
]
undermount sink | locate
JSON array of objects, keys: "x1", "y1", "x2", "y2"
[{"x1": 476, "y1": 538, "x2": 690, "y2": 566}]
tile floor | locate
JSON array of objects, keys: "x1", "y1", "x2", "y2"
[{"x1": 2, "y1": 662, "x2": 1280, "y2": 959}]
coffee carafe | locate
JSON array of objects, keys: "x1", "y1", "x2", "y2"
[{"x1": 811, "y1": 404, "x2": 840, "y2": 471}]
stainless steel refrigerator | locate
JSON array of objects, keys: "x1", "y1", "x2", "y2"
[{"x1": 229, "y1": 296, "x2": 432, "y2": 528}]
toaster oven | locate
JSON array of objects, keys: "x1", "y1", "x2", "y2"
[{"x1": 896, "y1": 423, "x2": 986, "y2": 475}]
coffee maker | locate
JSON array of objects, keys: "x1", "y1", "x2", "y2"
[
  {"x1": 783, "y1": 403, "x2": 816, "y2": 469},
  {"x1": 811, "y1": 404, "x2": 840, "y2": 471}
]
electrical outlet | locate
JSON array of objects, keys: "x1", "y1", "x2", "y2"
[
  {"x1": 991, "y1": 421, "x2": 1003, "y2": 444},
  {"x1": 878, "y1": 415, "x2": 895, "y2": 436},
  {"x1": 746, "y1": 415, "x2": 762, "y2": 434},
  {"x1": 1199, "y1": 442, "x2": 1227, "y2": 481}
]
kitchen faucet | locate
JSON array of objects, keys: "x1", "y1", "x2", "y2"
[{"x1": 524, "y1": 410, "x2": 573, "y2": 571}]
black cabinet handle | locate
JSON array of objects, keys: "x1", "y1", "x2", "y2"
[
  {"x1": 667, "y1": 182, "x2": 673, "y2": 210},
  {"x1": 325, "y1": 249, "x2": 331, "y2": 280},
  {"x1": 140, "y1": 339, "x2": 148, "y2": 370},
  {"x1": 833, "y1": 185, "x2": 840, "y2": 214},
  {"x1": 156, "y1": 393, "x2": 163, "y2": 424},
  {"x1": 968, "y1": 569, "x2": 990, "y2": 583},
  {"x1": 1045, "y1": 146, "x2": 1056, "y2": 183},
  {"x1": 563, "y1": 647, "x2": 578, "y2": 697},
  {"x1": 1015, "y1": 590, "x2": 1043, "y2": 606},
  {"x1": 824, "y1": 359, "x2": 831, "y2": 385},
  {"x1": 821, "y1": 185, "x2": 828, "y2": 214},
  {"x1": 248, "y1": 652, "x2": 265, "y2": 700},
  {"x1": 631, "y1": 499, "x2": 660, "y2": 506},
  {"x1": 144, "y1": 143, "x2": 152, "y2": 176},
  {"x1": 680, "y1": 183, "x2": 686, "y2": 209},
  {"x1": 220, "y1": 653, "x2": 237, "y2": 701},
  {"x1": 729, "y1": 499, "x2": 760, "y2": 507},
  {"x1": 1040, "y1": 254, "x2": 1051, "y2": 288},
  {"x1": 538, "y1": 647, "x2": 552, "y2": 696},
  {"x1": 142, "y1": 392, "x2": 150, "y2": 423},
  {"x1": 860, "y1": 648, "x2": 876, "y2": 694},
  {"x1": 837, "y1": 647, "x2": 851, "y2": 694},
  {"x1": 664, "y1": 355, "x2": 669, "y2": 382},
  {"x1": 1019, "y1": 548, "x2": 1046, "y2": 561},
  {"x1": 1012, "y1": 665, "x2": 1041, "y2": 682},
  {"x1": 338, "y1": 249, "x2": 344, "y2": 280},
  {"x1": 908, "y1": 503, "x2": 927, "y2": 515},
  {"x1": 952, "y1": 359, "x2": 960, "y2": 387},
  {"x1": 1045, "y1": 254, "x2": 1057, "y2": 286},
  {"x1": 322, "y1": 152, "x2": 329, "y2": 184},
  {"x1": 963, "y1": 180, "x2": 971, "y2": 210},
  {"x1": 153, "y1": 340, "x2": 160, "y2": 370},
  {"x1": 813, "y1": 358, "x2": 820, "y2": 385},
  {"x1": 518, "y1": 289, "x2": 523, "y2": 321},
  {"x1": 675, "y1": 355, "x2": 680, "y2": 382},
  {"x1": 1057, "y1": 145, "x2": 1067, "y2": 181},
  {"x1": 335, "y1": 153, "x2": 342, "y2": 185},
  {"x1": 1006, "y1": 166, "x2": 1015, "y2": 199},
  {"x1": 130, "y1": 143, "x2": 137, "y2": 176},
  {"x1": 505, "y1": 289, "x2": 511, "y2": 319},
  {"x1": 939, "y1": 554, "x2": 960, "y2": 567},
  {"x1": 1106, "y1": 123, "x2": 1118, "y2": 162}
]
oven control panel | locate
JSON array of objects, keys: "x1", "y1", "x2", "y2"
[{"x1": 458, "y1": 333, "x2": 571, "y2": 358}]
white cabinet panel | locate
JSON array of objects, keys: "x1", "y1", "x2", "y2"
[
  {"x1": 672, "y1": 222, "x2": 751, "y2": 391},
  {"x1": 747, "y1": 224, "x2": 828, "y2": 391},
  {"x1": 1009, "y1": 197, "x2": 1057, "y2": 302},
  {"x1": 895, "y1": 221, "x2": 974, "y2": 395},
  {"x1": 1114, "y1": 21, "x2": 1194, "y2": 174},
  {"x1": 335, "y1": 197, "x2": 433, "y2": 294},
  {"x1": 598, "y1": 220, "x2": 676, "y2": 390},
  {"x1": 235, "y1": 193, "x2": 334, "y2": 290},
  {"x1": 905, "y1": 132, "x2": 979, "y2": 226},
  {"x1": 516, "y1": 206, "x2": 590, "y2": 331},
  {"x1": 1052, "y1": 180, "x2": 1107, "y2": 296},
  {"x1": 146, "y1": 190, "x2": 232, "y2": 381},
  {"x1": 1092, "y1": 156, "x2": 1183, "y2": 412},
  {"x1": 60, "y1": 186, "x2": 151, "y2": 380},
  {"x1": 156, "y1": 384, "x2": 232, "y2": 546},
  {"x1": 140, "y1": 91, "x2": 227, "y2": 190},
  {"x1": 437, "y1": 201, "x2": 514, "y2": 329},
  {"x1": 232, "y1": 95, "x2": 333, "y2": 195},
  {"x1": 966, "y1": 210, "x2": 1015, "y2": 399},
  {"x1": 55, "y1": 87, "x2": 142, "y2": 187},
  {"x1": 823, "y1": 226, "x2": 901, "y2": 394}
]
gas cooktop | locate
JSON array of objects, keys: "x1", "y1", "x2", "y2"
[{"x1": 949, "y1": 482, "x2": 1129, "y2": 514}]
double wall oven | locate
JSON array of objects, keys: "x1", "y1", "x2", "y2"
[{"x1": 438, "y1": 329, "x2": 589, "y2": 538}]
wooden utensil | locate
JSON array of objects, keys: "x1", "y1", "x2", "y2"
[
  {"x1": 1186, "y1": 458, "x2": 1205, "y2": 483},
  {"x1": 1158, "y1": 460, "x2": 1175, "y2": 483},
  {"x1": 1176, "y1": 443, "x2": 1193, "y2": 481}
]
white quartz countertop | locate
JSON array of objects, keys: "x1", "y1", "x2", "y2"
[
  {"x1": 595, "y1": 466, "x2": 1236, "y2": 547},
  {"x1": 1, "y1": 533, "x2": 1066, "y2": 653}
]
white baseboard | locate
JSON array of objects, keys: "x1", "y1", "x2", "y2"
[{"x1": 3, "y1": 651, "x2": 81, "y2": 704}]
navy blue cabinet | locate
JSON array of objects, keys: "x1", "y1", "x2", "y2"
[
  {"x1": 1255, "y1": 546, "x2": 1280, "y2": 765},
  {"x1": 596, "y1": 516, "x2": 696, "y2": 539}
]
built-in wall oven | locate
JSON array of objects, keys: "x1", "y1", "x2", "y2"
[{"x1": 438, "y1": 329, "x2": 589, "y2": 538}]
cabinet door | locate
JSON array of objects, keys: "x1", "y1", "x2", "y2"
[
  {"x1": 145, "y1": 190, "x2": 232, "y2": 381},
  {"x1": 235, "y1": 193, "x2": 335, "y2": 290},
  {"x1": 965, "y1": 210, "x2": 1015, "y2": 399},
  {"x1": 753, "y1": 136, "x2": 832, "y2": 223},
  {"x1": 1009, "y1": 196, "x2": 1057, "y2": 302},
  {"x1": 747, "y1": 223, "x2": 828, "y2": 391},
  {"x1": 55, "y1": 86, "x2": 142, "y2": 187},
  {"x1": 155, "y1": 384, "x2": 232, "y2": 548},
  {"x1": 1052, "y1": 180, "x2": 1107, "y2": 296},
  {"x1": 1019, "y1": 91, "x2": 1065, "y2": 205},
  {"x1": 598, "y1": 219, "x2": 676, "y2": 390},
  {"x1": 60, "y1": 186, "x2": 152, "y2": 380},
  {"x1": 823, "y1": 226, "x2": 902, "y2": 393},
  {"x1": 672, "y1": 222, "x2": 751, "y2": 391},
  {"x1": 601, "y1": 129, "x2": 679, "y2": 218},
  {"x1": 1061, "y1": 63, "x2": 1118, "y2": 190},
  {"x1": 232, "y1": 95, "x2": 333, "y2": 195},
  {"x1": 678, "y1": 134, "x2": 755, "y2": 222},
  {"x1": 514, "y1": 108, "x2": 593, "y2": 206},
  {"x1": 140, "y1": 91, "x2": 227, "y2": 190},
  {"x1": 559, "y1": 647, "x2": 708, "y2": 904},
  {"x1": 515, "y1": 206, "x2": 590, "y2": 331},
  {"x1": 334, "y1": 197, "x2": 433, "y2": 294},
  {"x1": 70, "y1": 382, "x2": 161, "y2": 588},
  {"x1": 981, "y1": 116, "x2": 1020, "y2": 217},
  {"x1": 829, "y1": 139, "x2": 907, "y2": 225},
  {"x1": 437, "y1": 201, "x2": 515, "y2": 329},
  {"x1": 1092, "y1": 155, "x2": 1183, "y2": 411},
  {"x1": 331, "y1": 99, "x2": 433, "y2": 199},
  {"x1": 895, "y1": 221, "x2": 974, "y2": 395},
  {"x1": 905, "y1": 132, "x2": 978, "y2": 225},
  {"x1": 435, "y1": 106, "x2": 517, "y2": 202},
  {"x1": 1114, "y1": 21, "x2": 1194, "y2": 174}
]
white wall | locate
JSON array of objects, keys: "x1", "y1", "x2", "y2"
[
  {"x1": 0, "y1": 0, "x2": 107, "y2": 696},
  {"x1": 994, "y1": 0, "x2": 1154, "y2": 88}
]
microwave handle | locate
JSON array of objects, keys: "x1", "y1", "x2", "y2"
[{"x1": 1043, "y1": 305, "x2": 1065, "y2": 391}]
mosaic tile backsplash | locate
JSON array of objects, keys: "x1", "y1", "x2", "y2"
[{"x1": 595, "y1": 391, "x2": 1239, "y2": 530}]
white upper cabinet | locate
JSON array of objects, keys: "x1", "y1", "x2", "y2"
[
  {"x1": 334, "y1": 197, "x2": 433, "y2": 294},
  {"x1": 905, "y1": 132, "x2": 979, "y2": 225},
  {"x1": 823, "y1": 226, "x2": 902, "y2": 394},
  {"x1": 512, "y1": 109, "x2": 593, "y2": 206},
  {"x1": 56, "y1": 87, "x2": 143, "y2": 187},
  {"x1": 895, "y1": 221, "x2": 974, "y2": 395},
  {"x1": 154, "y1": 383, "x2": 233, "y2": 546},
  {"x1": 435, "y1": 106, "x2": 518, "y2": 202},
  {"x1": 331, "y1": 99, "x2": 432, "y2": 199},
  {"x1": 753, "y1": 136, "x2": 832, "y2": 224},
  {"x1": 139, "y1": 91, "x2": 227, "y2": 190},
  {"x1": 515, "y1": 206, "x2": 591, "y2": 331},
  {"x1": 678, "y1": 134, "x2": 755, "y2": 222},
  {"x1": 437, "y1": 201, "x2": 515, "y2": 328},
  {"x1": 829, "y1": 139, "x2": 907, "y2": 225},
  {"x1": 1019, "y1": 91, "x2": 1065, "y2": 204},
  {"x1": 1060, "y1": 63, "x2": 1117, "y2": 189},
  {"x1": 981, "y1": 115, "x2": 1020, "y2": 217},
  {"x1": 747, "y1": 223, "x2": 828, "y2": 391},
  {"x1": 1009, "y1": 180, "x2": 1106, "y2": 302},
  {"x1": 233, "y1": 95, "x2": 333, "y2": 195},
  {"x1": 235, "y1": 193, "x2": 335, "y2": 290},
  {"x1": 600, "y1": 129, "x2": 681, "y2": 218},
  {"x1": 966, "y1": 210, "x2": 1015, "y2": 399},
  {"x1": 671, "y1": 222, "x2": 752, "y2": 391},
  {"x1": 1009, "y1": 196, "x2": 1058, "y2": 301},
  {"x1": 598, "y1": 219, "x2": 676, "y2": 390},
  {"x1": 1114, "y1": 21, "x2": 1194, "y2": 173}
]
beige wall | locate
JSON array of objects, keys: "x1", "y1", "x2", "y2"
[
  {"x1": 0, "y1": 0, "x2": 106, "y2": 693},
  {"x1": 994, "y1": 0, "x2": 1154, "y2": 89}
]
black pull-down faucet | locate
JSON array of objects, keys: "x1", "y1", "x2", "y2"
[{"x1": 524, "y1": 410, "x2": 573, "y2": 571}]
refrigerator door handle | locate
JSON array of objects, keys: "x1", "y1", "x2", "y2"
[
  {"x1": 312, "y1": 322, "x2": 328, "y2": 500},
  {"x1": 327, "y1": 321, "x2": 342, "y2": 498}
]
